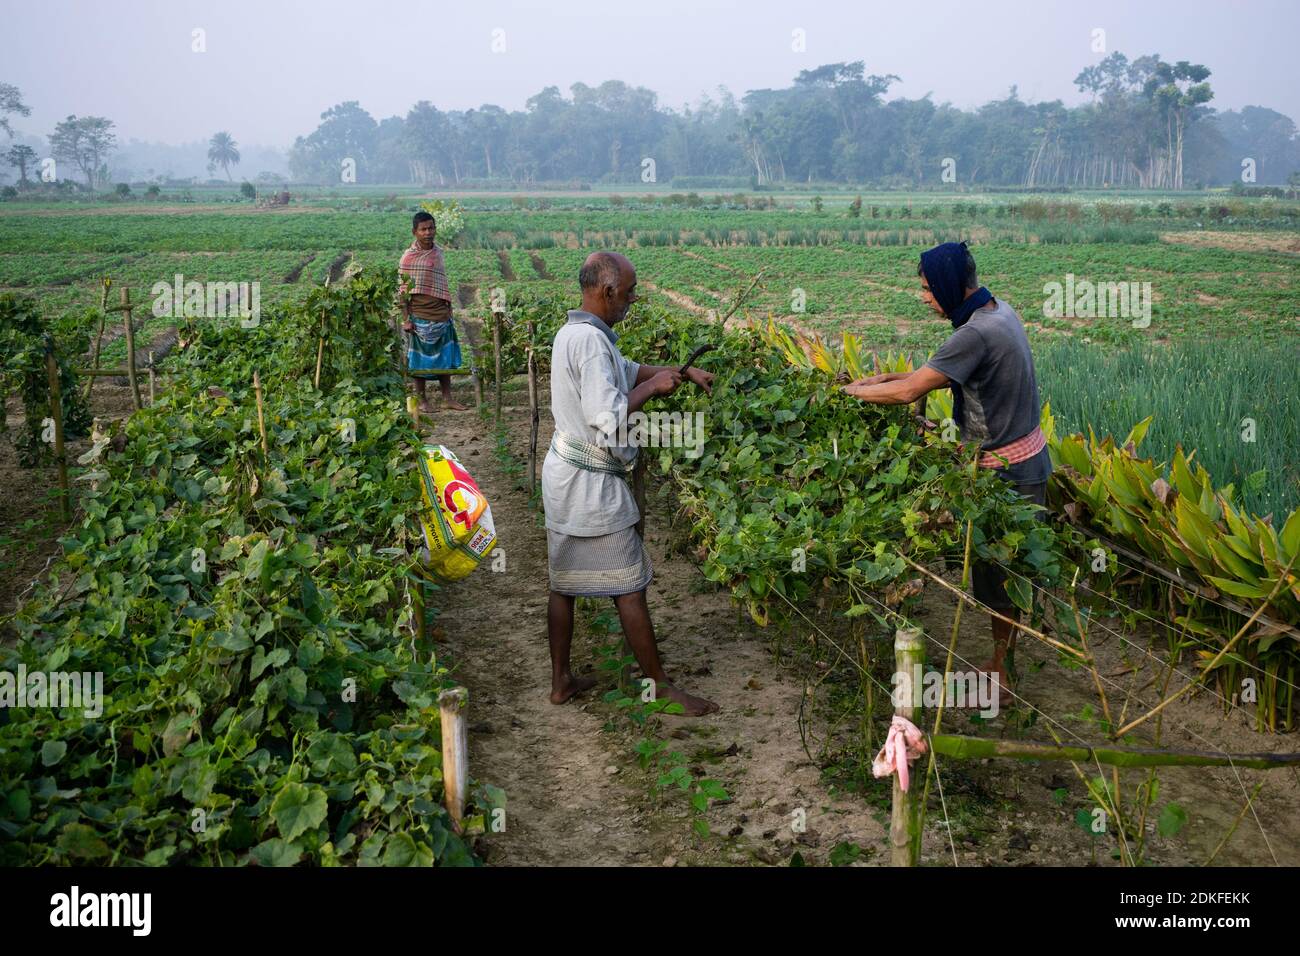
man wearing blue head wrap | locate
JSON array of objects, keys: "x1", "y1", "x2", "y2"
[{"x1": 842, "y1": 241, "x2": 1050, "y2": 708}]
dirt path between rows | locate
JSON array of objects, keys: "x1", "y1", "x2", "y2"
[{"x1": 425, "y1": 395, "x2": 889, "y2": 866}]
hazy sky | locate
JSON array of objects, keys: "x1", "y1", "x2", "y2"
[{"x1": 3, "y1": 0, "x2": 1297, "y2": 148}]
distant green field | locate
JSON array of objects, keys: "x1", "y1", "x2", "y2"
[{"x1": 2, "y1": 192, "x2": 1296, "y2": 509}]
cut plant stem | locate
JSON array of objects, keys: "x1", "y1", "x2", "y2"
[
  {"x1": 929, "y1": 734, "x2": 1300, "y2": 769},
  {"x1": 898, "y1": 553, "x2": 1089, "y2": 663}
]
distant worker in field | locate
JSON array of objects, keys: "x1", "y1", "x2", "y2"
[
  {"x1": 542, "y1": 251, "x2": 718, "y2": 716},
  {"x1": 398, "y1": 211, "x2": 469, "y2": 411},
  {"x1": 842, "y1": 241, "x2": 1050, "y2": 707}
]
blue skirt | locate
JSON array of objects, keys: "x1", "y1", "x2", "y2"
[{"x1": 407, "y1": 317, "x2": 466, "y2": 377}]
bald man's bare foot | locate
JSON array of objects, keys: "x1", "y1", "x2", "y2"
[
  {"x1": 978, "y1": 660, "x2": 1015, "y2": 710},
  {"x1": 550, "y1": 672, "x2": 597, "y2": 704},
  {"x1": 441, "y1": 397, "x2": 469, "y2": 411},
  {"x1": 658, "y1": 681, "x2": 719, "y2": 717}
]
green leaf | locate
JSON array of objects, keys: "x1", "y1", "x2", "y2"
[
  {"x1": 382, "y1": 831, "x2": 434, "y2": 867},
  {"x1": 7, "y1": 789, "x2": 32, "y2": 821},
  {"x1": 270, "y1": 783, "x2": 329, "y2": 842},
  {"x1": 250, "y1": 837, "x2": 302, "y2": 867},
  {"x1": 57, "y1": 823, "x2": 110, "y2": 860},
  {"x1": 1157, "y1": 802, "x2": 1188, "y2": 838},
  {"x1": 212, "y1": 629, "x2": 253, "y2": 652},
  {"x1": 829, "y1": 842, "x2": 862, "y2": 866},
  {"x1": 1004, "y1": 575, "x2": 1033, "y2": 614},
  {"x1": 41, "y1": 740, "x2": 68, "y2": 767}
]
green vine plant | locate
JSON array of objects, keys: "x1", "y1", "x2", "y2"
[
  {"x1": 0, "y1": 294, "x2": 92, "y2": 467},
  {"x1": 592, "y1": 635, "x2": 730, "y2": 839}
]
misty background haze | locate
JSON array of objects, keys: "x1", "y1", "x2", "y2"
[{"x1": 2, "y1": 0, "x2": 1298, "y2": 187}]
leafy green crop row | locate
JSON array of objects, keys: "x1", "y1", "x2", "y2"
[{"x1": 0, "y1": 271, "x2": 498, "y2": 866}]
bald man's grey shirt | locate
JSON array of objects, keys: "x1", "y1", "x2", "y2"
[{"x1": 542, "y1": 310, "x2": 643, "y2": 536}]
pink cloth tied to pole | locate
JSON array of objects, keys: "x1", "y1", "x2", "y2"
[{"x1": 872, "y1": 716, "x2": 928, "y2": 792}]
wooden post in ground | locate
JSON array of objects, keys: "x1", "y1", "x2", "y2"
[
  {"x1": 492, "y1": 311, "x2": 503, "y2": 423},
  {"x1": 891, "y1": 626, "x2": 924, "y2": 867},
  {"x1": 44, "y1": 343, "x2": 71, "y2": 523},
  {"x1": 119, "y1": 288, "x2": 142, "y2": 411},
  {"x1": 147, "y1": 351, "x2": 157, "y2": 405},
  {"x1": 412, "y1": 575, "x2": 427, "y2": 648},
  {"x1": 438, "y1": 687, "x2": 469, "y2": 833},
  {"x1": 314, "y1": 287, "x2": 330, "y2": 390},
  {"x1": 406, "y1": 394, "x2": 420, "y2": 429},
  {"x1": 84, "y1": 277, "x2": 111, "y2": 401},
  {"x1": 632, "y1": 457, "x2": 648, "y2": 538},
  {"x1": 252, "y1": 370, "x2": 269, "y2": 456},
  {"x1": 526, "y1": 320, "x2": 539, "y2": 493}
]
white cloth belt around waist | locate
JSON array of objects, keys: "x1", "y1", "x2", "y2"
[{"x1": 550, "y1": 430, "x2": 636, "y2": 478}]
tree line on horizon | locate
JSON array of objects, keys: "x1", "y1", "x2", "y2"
[
  {"x1": 3, "y1": 54, "x2": 1299, "y2": 191},
  {"x1": 281, "y1": 55, "x2": 1297, "y2": 190}
]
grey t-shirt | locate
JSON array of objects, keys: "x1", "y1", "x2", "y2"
[
  {"x1": 925, "y1": 298, "x2": 1052, "y2": 485},
  {"x1": 542, "y1": 310, "x2": 643, "y2": 536}
]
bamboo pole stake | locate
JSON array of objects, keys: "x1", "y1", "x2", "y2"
[
  {"x1": 526, "y1": 320, "x2": 539, "y2": 494},
  {"x1": 1113, "y1": 550, "x2": 1297, "y2": 739},
  {"x1": 252, "y1": 370, "x2": 269, "y2": 456},
  {"x1": 492, "y1": 310, "x2": 503, "y2": 422},
  {"x1": 720, "y1": 268, "x2": 767, "y2": 323},
  {"x1": 44, "y1": 344, "x2": 71, "y2": 523},
  {"x1": 147, "y1": 351, "x2": 156, "y2": 405},
  {"x1": 930, "y1": 734, "x2": 1300, "y2": 770},
  {"x1": 632, "y1": 457, "x2": 648, "y2": 538},
  {"x1": 915, "y1": 520, "x2": 972, "y2": 864},
  {"x1": 899, "y1": 553, "x2": 1089, "y2": 663},
  {"x1": 84, "y1": 277, "x2": 111, "y2": 401},
  {"x1": 412, "y1": 575, "x2": 427, "y2": 648},
  {"x1": 890, "y1": 626, "x2": 924, "y2": 867},
  {"x1": 438, "y1": 687, "x2": 469, "y2": 833},
  {"x1": 120, "y1": 288, "x2": 142, "y2": 411},
  {"x1": 314, "y1": 285, "x2": 330, "y2": 390},
  {"x1": 406, "y1": 394, "x2": 420, "y2": 429}
]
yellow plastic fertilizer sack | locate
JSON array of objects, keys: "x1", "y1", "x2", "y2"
[{"x1": 415, "y1": 444, "x2": 498, "y2": 581}]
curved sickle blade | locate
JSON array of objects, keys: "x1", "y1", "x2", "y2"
[{"x1": 679, "y1": 343, "x2": 717, "y2": 374}]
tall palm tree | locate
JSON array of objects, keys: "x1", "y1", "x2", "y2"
[{"x1": 207, "y1": 131, "x2": 240, "y2": 181}]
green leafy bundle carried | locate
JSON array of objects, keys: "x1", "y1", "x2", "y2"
[{"x1": 615, "y1": 308, "x2": 1081, "y2": 628}]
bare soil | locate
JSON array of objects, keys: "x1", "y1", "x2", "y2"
[
  {"x1": 1, "y1": 380, "x2": 138, "y2": 625},
  {"x1": 1161, "y1": 231, "x2": 1300, "y2": 254}
]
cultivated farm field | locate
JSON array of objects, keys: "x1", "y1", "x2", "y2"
[{"x1": 2, "y1": 186, "x2": 1298, "y2": 868}]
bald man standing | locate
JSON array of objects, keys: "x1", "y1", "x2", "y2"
[{"x1": 542, "y1": 252, "x2": 718, "y2": 716}]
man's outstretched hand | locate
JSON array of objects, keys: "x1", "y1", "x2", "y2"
[
  {"x1": 650, "y1": 368, "x2": 685, "y2": 396},
  {"x1": 685, "y1": 367, "x2": 714, "y2": 394}
]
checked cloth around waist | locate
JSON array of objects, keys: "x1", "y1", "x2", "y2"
[
  {"x1": 550, "y1": 430, "x2": 636, "y2": 478},
  {"x1": 978, "y1": 425, "x2": 1047, "y2": 470}
]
